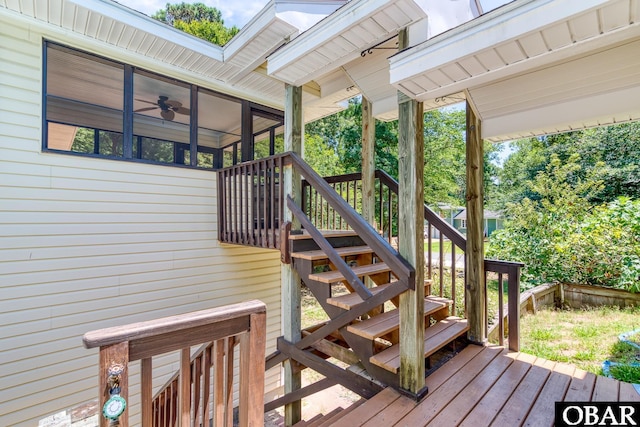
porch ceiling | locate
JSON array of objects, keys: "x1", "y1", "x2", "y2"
[
  {"x1": 266, "y1": 0, "x2": 427, "y2": 87},
  {"x1": 0, "y1": 0, "x2": 299, "y2": 108},
  {"x1": 389, "y1": 0, "x2": 640, "y2": 142}
]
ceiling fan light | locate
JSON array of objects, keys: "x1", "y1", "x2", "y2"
[{"x1": 161, "y1": 109, "x2": 175, "y2": 121}]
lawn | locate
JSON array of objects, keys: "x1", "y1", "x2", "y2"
[{"x1": 519, "y1": 306, "x2": 640, "y2": 382}]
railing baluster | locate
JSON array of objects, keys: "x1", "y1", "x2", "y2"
[
  {"x1": 270, "y1": 158, "x2": 276, "y2": 248},
  {"x1": 451, "y1": 244, "x2": 456, "y2": 316},
  {"x1": 439, "y1": 233, "x2": 444, "y2": 297},
  {"x1": 498, "y1": 272, "x2": 504, "y2": 346}
]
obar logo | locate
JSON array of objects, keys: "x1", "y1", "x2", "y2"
[{"x1": 556, "y1": 402, "x2": 639, "y2": 426}]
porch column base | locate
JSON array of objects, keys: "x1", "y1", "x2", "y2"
[{"x1": 397, "y1": 384, "x2": 429, "y2": 402}]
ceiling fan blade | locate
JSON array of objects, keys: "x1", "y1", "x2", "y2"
[
  {"x1": 135, "y1": 98, "x2": 159, "y2": 106},
  {"x1": 173, "y1": 107, "x2": 190, "y2": 115},
  {"x1": 165, "y1": 99, "x2": 183, "y2": 108},
  {"x1": 161, "y1": 109, "x2": 175, "y2": 121},
  {"x1": 134, "y1": 106, "x2": 159, "y2": 113}
]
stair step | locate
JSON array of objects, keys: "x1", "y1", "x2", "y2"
[
  {"x1": 326, "y1": 283, "x2": 393, "y2": 310},
  {"x1": 291, "y1": 245, "x2": 373, "y2": 261},
  {"x1": 346, "y1": 296, "x2": 452, "y2": 340},
  {"x1": 288, "y1": 229, "x2": 358, "y2": 240},
  {"x1": 308, "y1": 263, "x2": 390, "y2": 284},
  {"x1": 369, "y1": 317, "x2": 469, "y2": 374},
  {"x1": 306, "y1": 407, "x2": 343, "y2": 427}
]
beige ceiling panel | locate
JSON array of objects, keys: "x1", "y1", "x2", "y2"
[
  {"x1": 342, "y1": 26, "x2": 370, "y2": 48},
  {"x1": 413, "y1": 74, "x2": 438, "y2": 92},
  {"x1": 73, "y1": 7, "x2": 90, "y2": 33},
  {"x1": 495, "y1": 41, "x2": 526, "y2": 65},
  {"x1": 458, "y1": 56, "x2": 487, "y2": 77},
  {"x1": 399, "y1": 80, "x2": 426, "y2": 97},
  {"x1": 85, "y1": 12, "x2": 103, "y2": 39},
  {"x1": 426, "y1": 69, "x2": 454, "y2": 87},
  {"x1": 518, "y1": 31, "x2": 547, "y2": 58},
  {"x1": 633, "y1": 0, "x2": 640, "y2": 24},
  {"x1": 117, "y1": 26, "x2": 138, "y2": 49},
  {"x1": 20, "y1": 0, "x2": 34, "y2": 16},
  {"x1": 438, "y1": 62, "x2": 469, "y2": 82},
  {"x1": 474, "y1": 48, "x2": 505, "y2": 71},
  {"x1": 146, "y1": 39, "x2": 168, "y2": 59},
  {"x1": 359, "y1": 16, "x2": 387, "y2": 40},
  {"x1": 541, "y1": 22, "x2": 573, "y2": 49},
  {"x1": 371, "y1": 10, "x2": 399, "y2": 32},
  {"x1": 600, "y1": 0, "x2": 631, "y2": 32},
  {"x1": 48, "y1": 0, "x2": 63, "y2": 24},
  {"x1": 135, "y1": 34, "x2": 154, "y2": 55},
  {"x1": 568, "y1": 10, "x2": 600, "y2": 42},
  {"x1": 383, "y1": 3, "x2": 412, "y2": 28},
  {"x1": 107, "y1": 21, "x2": 126, "y2": 45}
]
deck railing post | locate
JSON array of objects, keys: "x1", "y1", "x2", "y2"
[
  {"x1": 98, "y1": 341, "x2": 129, "y2": 427},
  {"x1": 508, "y1": 265, "x2": 521, "y2": 351}
]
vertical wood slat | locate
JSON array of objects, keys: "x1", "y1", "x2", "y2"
[
  {"x1": 99, "y1": 342, "x2": 129, "y2": 427},
  {"x1": 180, "y1": 348, "x2": 190, "y2": 427},
  {"x1": 202, "y1": 345, "x2": 213, "y2": 427},
  {"x1": 451, "y1": 244, "x2": 457, "y2": 316},
  {"x1": 498, "y1": 273, "x2": 505, "y2": 346},
  {"x1": 214, "y1": 339, "x2": 226, "y2": 427},
  {"x1": 262, "y1": 160, "x2": 268, "y2": 247},
  {"x1": 250, "y1": 163, "x2": 256, "y2": 246},
  {"x1": 225, "y1": 338, "x2": 235, "y2": 427},
  {"x1": 270, "y1": 158, "x2": 276, "y2": 248},
  {"x1": 239, "y1": 311, "x2": 267, "y2": 427},
  {"x1": 193, "y1": 354, "x2": 202, "y2": 426},
  {"x1": 141, "y1": 357, "x2": 152, "y2": 427}
]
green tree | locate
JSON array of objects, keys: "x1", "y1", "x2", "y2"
[
  {"x1": 152, "y1": 2, "x2": 239, "y2": 46},
  {"x1": 496, "y1": 122, "x2": 640, "y2": 208}
]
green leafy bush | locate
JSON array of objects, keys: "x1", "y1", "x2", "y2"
[{"x1": 488, "y1": 155, "x2": 640, "y2": 292}]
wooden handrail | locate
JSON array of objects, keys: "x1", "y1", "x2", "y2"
[
  {"x1": 289, "y1": 152, "x2": 415, "y2": 289},
  {"x1": 304, "y1": 168, "x2": 524, "y2": 350},
  {"x1": 485, "y1": 259, "x2": 524, "y2": 352},
  {"x1": 83, "y1": 300, "x2": 267, "y2": 427}
]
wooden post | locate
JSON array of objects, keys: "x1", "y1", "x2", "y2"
[
  {"x1": 361, "y1": 97, "x2": 376, "y2": 228},
  {"x1": 239, "y1": 311, "x2": 267, "y2": 427},
  {"x1": 179, "y1": 348, "x2": 190, "y2": 426},
  {"x1": 465, "y1": 98, "x2": 486, "y2": 344},
  {"x1": 141, "y1": 358, "x2": 152, "y2": 427},
  {"x1": 98, "y1": 342, "x2": 129, "y2": 427},
  {"x1": 282, "y1": 83, "x2": 303, "y2": 426},
  {"x1": 397, "y1": 29, "x2": 426, "y2": 398}
]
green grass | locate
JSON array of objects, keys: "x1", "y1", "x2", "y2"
[
  {"x1": 424, "y1": 239, "x2": 454, "y2": 254},
  {"x1": 520, "y1": 306, "x2": 640, "y2": 382}
]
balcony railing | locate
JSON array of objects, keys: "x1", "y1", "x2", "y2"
[{"x1": 83, "y1": 300, "x2": 266, "y2": 427}]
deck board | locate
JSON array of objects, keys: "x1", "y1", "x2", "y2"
[{"x1": 312, "y1": 345, "x2": 640, "y2": 426}]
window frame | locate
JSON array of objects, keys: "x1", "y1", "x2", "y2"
[{"x1": 42, "y1": 41, "x2": 283, "y2": 171}]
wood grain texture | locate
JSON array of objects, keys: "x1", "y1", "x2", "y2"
[
  {"x1": 397, "y1": 27, "x2": 426, "y2": 394},
  {"x1": 99, "y1": 342, "x2": 129, "y2": 427},
  {"x1": 465, "y1": 98, "x2": 486, "y2": 344},
  {"x1": 361, "y1": 97, "x2": 376, "y2": 228}
]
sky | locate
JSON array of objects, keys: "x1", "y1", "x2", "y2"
[
  {"x1": 117, "y1": 0, "x2": 510, "y2": 29},
  {"x1": 116, "y1": 0, "x2": 270, "y2": 28}
]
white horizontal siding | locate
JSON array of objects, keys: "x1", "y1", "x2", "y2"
[{"x1": 0, "y1": 18, "x2": 282, "y2": 426}]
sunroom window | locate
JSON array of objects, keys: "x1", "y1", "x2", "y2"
[
  {"x1": 43, "y1": 41, "x2": 283, "y2": 170},
  {"x1": 46, "y1": 44, "x2": 124, "y2": 156}
]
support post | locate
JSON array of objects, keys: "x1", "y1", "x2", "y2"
[
  {"x1": 465, "y1": 98, "x2": 486, "y2": 344},
  {"x1": 282, "y1": 84, "x2": 303, "y2": 426},
  {"x1": 361, "y1": 97, "x2": 376, "y2": 228},
  {"x1": 397, "y1": 29, "x2": 426, "y2": 398}
]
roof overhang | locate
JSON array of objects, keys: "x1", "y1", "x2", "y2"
[
  {"x1": 390, "y1": 0, "x2": 640, "y2": 141},
  {"x1": 267, "y1": 0, "x2": 427, "y2": 87}
]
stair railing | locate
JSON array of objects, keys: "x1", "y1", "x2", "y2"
[
  {"x1": 304, "y1": 169, "x2": 523, "y2": 351},
  {"x1": 83, "y1": 300, "x2": 267, "y2": 427}
]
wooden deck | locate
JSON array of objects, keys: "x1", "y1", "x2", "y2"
[{"x1": 317, "y1": 345, "x2": 640, "y2": 427}]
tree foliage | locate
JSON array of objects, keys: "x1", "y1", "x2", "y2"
[
  {"x1": 496, "y1": 122, "x2": 640, "y2": 208},
  {"x1": 152, "y1": 2, "x2": 239, "y2": 46},
  {"x1": 488, "y1": 154, "x2": 640, "y2": 292}
]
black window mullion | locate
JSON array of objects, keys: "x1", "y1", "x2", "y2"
[
  {"x1": 94, "y1": 129, "x2": 100, "y2": 154},
  {"x1": 190, "y1": 85, "x2": 198, "y2": 167},
  {"x1": 123, "y1": 64, "x2": 134, "y2": 158}
]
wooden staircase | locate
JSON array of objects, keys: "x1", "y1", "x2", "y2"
[{"x1": 289, "y1": 230, "x2": 469, "y2": 388}]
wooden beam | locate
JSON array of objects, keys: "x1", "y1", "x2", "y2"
[
  {"x1": 465, "y1": 99, "x2": 486, "y2": 344},
  {"x1": 397, "y1": 29, "x2": 426, "y2": 397},
  {"x1": 283, "y1": 84, "x2": 303, "y2": 426},
  {"x1": 361, "y1": 97, "x2": 376, "y2": 228}
]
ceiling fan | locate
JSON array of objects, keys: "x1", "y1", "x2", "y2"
[{"x1": 134, "y1": 95, "x2": 190, "y2": 121}]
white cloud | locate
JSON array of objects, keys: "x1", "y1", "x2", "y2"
[{"x1": 116, "y1": 0, "x2": 269, "y2": 28}]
